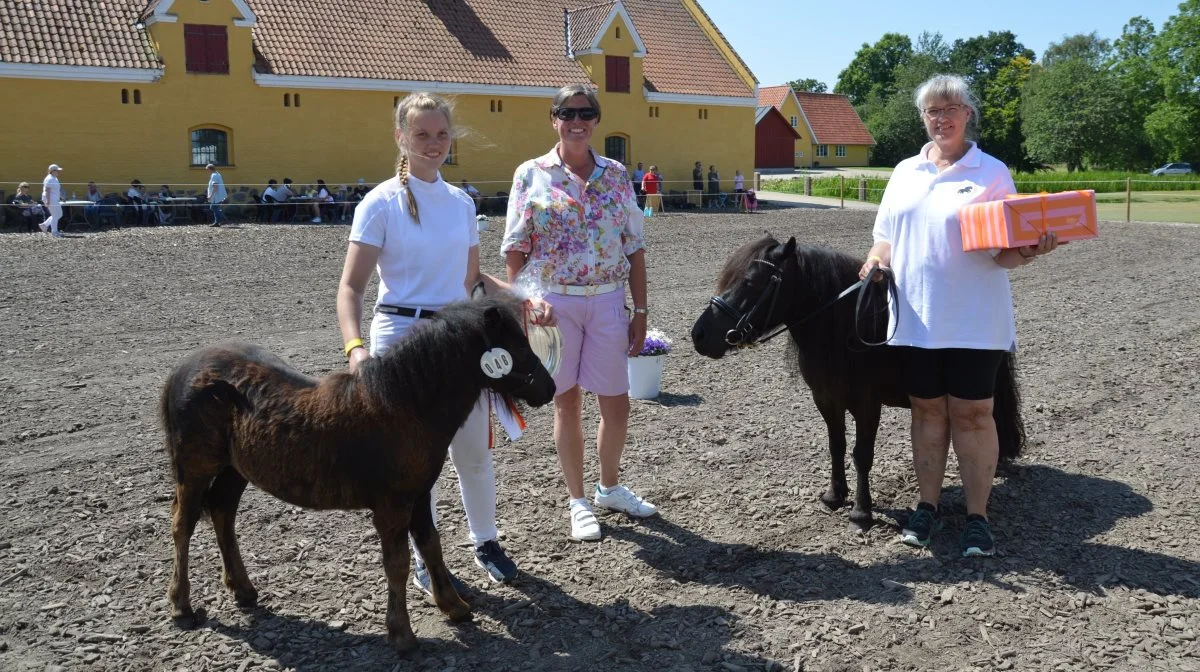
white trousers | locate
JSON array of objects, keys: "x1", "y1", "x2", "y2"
[
  {"x1": 41, "y1": 204, "x2": 62, "y2": 234},
  {"x1": 370, "y1": 314, "x2": 498, "y2": 556}
]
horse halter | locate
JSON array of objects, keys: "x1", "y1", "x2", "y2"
[
  {"x1": 709, "y1": 258, "x2": 900, "y2": 348},
  {"x1": 709, "y1": 259, "x2": 785, "y2": 346}
]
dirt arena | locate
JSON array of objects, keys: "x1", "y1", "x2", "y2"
[{"x1": 1, "y1": 207, "x2": 1198, "y2": 672}]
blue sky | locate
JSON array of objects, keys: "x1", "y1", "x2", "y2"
[{"x1": 699, "y1": 0, "x2": 1186, "y2": 91}]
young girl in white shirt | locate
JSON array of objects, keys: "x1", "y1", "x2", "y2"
[{"x1": 336, "y1": 92, "x2": 554, "y2": 593}]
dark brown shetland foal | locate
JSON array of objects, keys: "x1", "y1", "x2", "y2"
[{"x1": 160, "y1": 296, "x2": 554, "y2": 653}]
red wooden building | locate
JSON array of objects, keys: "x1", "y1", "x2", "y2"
[{"x1": 754, "y1": 105, "x2": 801, "y2": 169}]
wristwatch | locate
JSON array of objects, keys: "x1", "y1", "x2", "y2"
[{"x1": 632, "y1": 307, "x2": 649, "y2": 316}]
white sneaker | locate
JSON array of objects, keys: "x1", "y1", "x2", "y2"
[
  {"x1": 569, "y1": 502, "x2": 601, "y2": 541},
  {"x1": 312, "y1": 217, "x2": 322, "y2": 223},
  {"x1": 594, "y1": 484, "x2": 658, "y2": 518},
  {"x1": 38, "y1": 222, "x2": 49, "y2": 232}
]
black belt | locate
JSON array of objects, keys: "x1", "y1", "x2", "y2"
[{"x1": 376, "y1": 305, "x2": 438, "y2": 319}]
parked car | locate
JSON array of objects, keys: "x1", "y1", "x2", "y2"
[{"x1": 1151, "y1": 162, "x2": 1194, "y2": 176}]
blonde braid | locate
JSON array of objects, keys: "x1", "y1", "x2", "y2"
[{"x1": 397, "y1": 154, "x2": 420, "y2": 224}]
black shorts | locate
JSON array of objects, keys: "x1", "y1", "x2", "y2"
[{"x1": 899, "y1": 347, "x2": 1005, "y2": 401}]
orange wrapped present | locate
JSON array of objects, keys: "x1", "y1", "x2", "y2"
[{"x1": 958, "y1": 190, "x2": 1099, "y2": 252}]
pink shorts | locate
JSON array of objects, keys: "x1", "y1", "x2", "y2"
[{"x1": 545, "y1": 288, "x2": 629, "y2": 397}]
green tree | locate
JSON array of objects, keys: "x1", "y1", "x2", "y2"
[
  {"x1": 834, "y1": 33, "x2": 913, "y2": 105},
  {"x1": 787, "y1": 78, "x2": 827, "y2": 94},
  {"x1": 1021, "y1": 58, "x2": 1124, "y2": 171},
  {"x1": 1042, "y1": 32, "x2": 1111, "y2": 68},
  {"x1": 864, "y1": 54, "x2": 943, "y2": 166},
  {"x1": 1108, "y1": 17, "x2": 1159, "y2": 168},
  {"x1": 1144, "y1": 102, "x2": 1200, "y2": 162},
  {"x1": 1148, "y1": 0, "x2": 1200, "y2": 160},
  {"x1": 948, "y1": 30, "x2": 1035, "y2": 91},
  {"x1": 981, "y1": 55, "x2": 1040, "y2": 172}
]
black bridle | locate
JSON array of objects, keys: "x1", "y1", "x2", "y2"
[{"x1": 708, "y1": 258, "x2": 899, "y2": 348}]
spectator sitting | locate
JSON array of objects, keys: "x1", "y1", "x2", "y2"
[
  {"x1": 10, "y1": 182, "x2": 46, "y2": 232},
  {"x1": 461, "y1": 179, "x2": 483, "y2": 212},
  {"x1": 261, "y1": 179, "x2": 284, "y2": 222},
  {"x1": 310, "y1": 178, "x2": 334, "y2": 223},
  {"x1": 126, "y1": 179, "x2": 153, "y2": 226},
  {"x1": 156, "y1": 184, "x2": 174, "y2": 224},
  {"x1": 277, "y1": 178, "x2": 297, "y2": 222},
  {"x1": 84, "y1": 181, "x2": 102, "y2": 224},
  {"x1": 341, "y1": 177, "x2": 369, "y2": 222}
]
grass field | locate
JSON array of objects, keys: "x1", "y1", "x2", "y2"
[
  {"x1": 1095, "y1": 190, "x2": 1200, "y2": 224},
  {"x1": 763, "y1": 171, "x2": 1200, "y2": 222}
]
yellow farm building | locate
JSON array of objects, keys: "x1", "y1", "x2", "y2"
[{"x1": 0, "y1": 0, "x2": 759, "y2": 203}]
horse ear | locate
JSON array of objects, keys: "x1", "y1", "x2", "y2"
[
  {"x1": 471, "y1": 281, "x2": 487, "y2": 300},
  {"x1": 781, "y1": 236, "x2": 797, "y2": 258}
]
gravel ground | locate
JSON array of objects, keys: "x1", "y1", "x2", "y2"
[{"x1": 1, "y1": 208, "x2": 1198, "y2": 672}]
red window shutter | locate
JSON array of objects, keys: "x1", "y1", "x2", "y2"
[
  {"x1": 184, "y1": 25, "x2": 206, "y2": 72},
  {"x1": 606, "y1": 56, "x2": 629, "y2": 93},
  {"x1": 207, "y1": 26, "x2": 229, "y2": 74},
  {"x1": 619, "y1": 57, "x2": 629, "y2": 92},
  {"x1": 605, "y1": 56, "x2": 616, "y2": 92}
]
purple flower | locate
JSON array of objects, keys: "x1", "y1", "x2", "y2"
[{"x1": 637, "y1": 328, "x2": 672, "y2": 356}]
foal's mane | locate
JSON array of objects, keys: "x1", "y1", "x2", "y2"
[
  {"x1": 717, "y1": 234, "x2": 862, "y2": 299},
  {"x1": 357, "y1": 295, "x2": 524, "y2": 411}
]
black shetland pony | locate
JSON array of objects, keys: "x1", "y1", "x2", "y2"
[
  {"x1": 160, "y1": 295, "x2": 555, "y2": 653},
  {"x1": 690, "y1": 235, "x2": 1024, "y2": 530}
]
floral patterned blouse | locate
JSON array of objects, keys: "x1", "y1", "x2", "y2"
[{"x1": 501, "y1": 146, "x2": 645, "y2": 286}]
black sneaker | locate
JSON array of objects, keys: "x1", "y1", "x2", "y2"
[
  {"x1": 474, "y1": 540, "x2": 519, "y2": 583},
  {"x1": 961, "y1": 515, "x2": 996, "y2": 557},
  {"x1": 900, "y1": 502, "x2": 942, "y2": 548},
  {"x1": 411, "y1": 562, "x2": 470, "y2": 598}
]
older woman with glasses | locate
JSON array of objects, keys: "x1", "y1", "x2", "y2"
[
  {"x1": 502, "y1": 84, "x2": 656, "y2": 542},
  {"x1": 860, "y1": 74, "x2": 1059, "y2": 558}
]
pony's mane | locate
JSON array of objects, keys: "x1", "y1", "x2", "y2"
[
  {"x1": 358, "y1": 295, "x2": 524, "y2": 412},
  {"x1": 716, "y1": 234, "x2": 778, "y2": 292}
]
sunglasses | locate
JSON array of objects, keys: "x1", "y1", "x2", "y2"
[{"x1": 553, "y1": 107, "x2": 599, "y2": 122}]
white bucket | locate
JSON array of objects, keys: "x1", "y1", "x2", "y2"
[{"x1": 627, "y1": 355, "x2": 664, "y2": 400}]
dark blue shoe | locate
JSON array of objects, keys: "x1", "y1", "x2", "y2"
[
  {"x1": 961, "y1": 515, "x2": 996, "y2": 557},
  {"x1": 411, "y1": 562, "x2": 470, "y2": 598},
  {"x1": 900, "y1": 502, "x2": 942, "y2": 548},
  {"x1": 474, "y1": 540, "x2": 518, "y2": 583}
]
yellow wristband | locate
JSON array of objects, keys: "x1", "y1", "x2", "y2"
[
  {"x1": 344, "y1": 338, "x2": 364, "y2": 357},
  {"x1": 867, "y1": 255, "x2": 882, "y2": 265}
]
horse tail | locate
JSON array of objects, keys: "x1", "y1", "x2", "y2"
[
  {"x1": 994, "y1": 352, "x2": 1025, "y2": 461},
  {"x1": 160, "y1": 364, "x2": 247, "y2": 484}
]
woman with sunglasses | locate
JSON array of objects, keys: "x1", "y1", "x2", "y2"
[
  {"x1": 860, "y1": 74, "x2": 1059, "y2": 558},
  {"x1": 502, "y1": 84, "x2": 656, "y2": 542}
]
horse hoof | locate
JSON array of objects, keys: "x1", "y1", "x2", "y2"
[
  {"x1": 444, "y1": 602, "x2": 473, "y2": 623},
  {"x1": 388, "y1": 632, "x2": 419, "y2": 654},
  {"x1": 820, "y1": 491, "x2": 846, "y2": 510},
  {"x1": 849, "y1": 511, "x2": 873, "y2": 532},
  {"x1": 172, "y1": 607, "x2": 207, "y2": 630},
  {"x1": 234, "y1": 588, "x2": 259, "y2": 609}
]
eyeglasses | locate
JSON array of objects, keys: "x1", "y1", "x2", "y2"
[
  {"x1": 923, "y1": 104, "x2": 965, "y2": 118},
  {"x1": 553, "y1": 107, "x2": 599, "y2": 122}
]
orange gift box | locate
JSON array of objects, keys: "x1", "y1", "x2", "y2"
[{"x1": 958, "y1": 190, "x2": 1099, "y2": 252}]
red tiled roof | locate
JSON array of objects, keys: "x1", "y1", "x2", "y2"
[
  {"x1": 622, "y1": 0, "x2": 751, "y2": 97},
  {"x1": 0, "y1": 0, "x2": 160, "y2": 69},
  {"x1": 795, "y1": 92, "x2": 875, "y2": 145},
  {"x1": 567, "y1": 2, "x2": 616, "y2": 55},
  {"x1": 0, "y1": 0, "x2": 753, "y2": 98},
  {"x1": 757, "y1": 85, "x2": 791, "y2": 109},
  {"x1": 250, "y1": 0, "x2": 586, "y2": 86}
]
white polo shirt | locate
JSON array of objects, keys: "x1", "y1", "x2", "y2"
[
  {"x1": 42, "y1": 174, "x2": 61, "y2": 205},
  {"x1": 349, "y1": 173, "x2": 478, "y2": 313},
  {"x1": 873, "y1": 142, "x2": 1017, "y2": 351}
]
